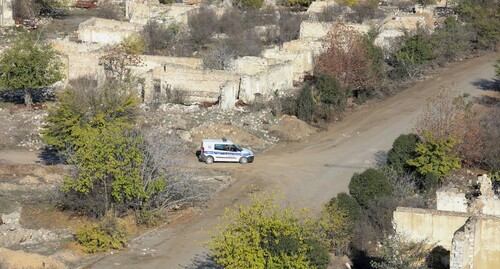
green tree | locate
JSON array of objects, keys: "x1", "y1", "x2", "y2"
[
  {"x1": 207, "y1": 195, "x2": 329, "y2": 269},
  {"x1": 42, "y1": 80, "x2": 139, "y2": 152},
  {"x1": 328, "y1": 192, "x2": 360, "y2": 225},
  {"x1": 315, "y1": 201, "x2": 352, "y2": 255},
  {"x1": 99, "y1": 34, "x2": 144, "y2": 81},
  {"x1": 62, "y1": 123, "x2": 146, "y2": 216},
  {"x1": 393, "y1": 30, "x2": 435, "y2": 79},
  {"x1": 387, "y1": 133, "x2": 421, "y2": 173},
  {"x1": 297, "y1": 84, "x2": 316, "y2": 123},
  {"x1": 349, "y1": 168, "x2": 393, "y2": 207},
  {"x1": 0, "y1": 32, "x2": 64, "y2": 108},
  {"x1": 407, "y1": 131, "x2": 462, "y2": 180},
  {"x1": 316, "y1": 74, "x2": 347, "y2": 110}
]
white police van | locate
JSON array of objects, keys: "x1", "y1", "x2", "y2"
[{"x1": 199, "y1": 138, "x2": 254, "y2": 164}]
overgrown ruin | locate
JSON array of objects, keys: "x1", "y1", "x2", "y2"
[{"x1": 393, "y1": 175, "x2": 500, "y2": 268}]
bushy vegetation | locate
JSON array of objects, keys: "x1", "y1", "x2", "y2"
[
  {"x1": 349, "y1": 168, "x2": 393, "y2": 207},
  {"x1": 407, "y1": 131, "x2": 462, "y2": 180},
  {"x1": 315, "y1": 200, "x2": 352, "y2": 255},
  {"x1": 387, "y1": 134, "x2": 421, "y2": 173},
  {"x1": 75, "y1": 217, "x2": 129, "y2": 253},
  {"x1": 207, "y1": 195, "x2": 330, "y2": 269},
  {"x1": 371, "y1": 234, "x2": 431, "y2": 269},
  {"x1": 0, "y1": 31, "x2": 64, "y2": 108}
]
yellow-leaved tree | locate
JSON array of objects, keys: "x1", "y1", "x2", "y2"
[{"x1": 207, "y1": 194, "x2": 330, "y2": 269}]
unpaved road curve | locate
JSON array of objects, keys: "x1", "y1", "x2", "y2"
[{"x1": 85, "y1": 53, "x2": 498, "y2": 269}]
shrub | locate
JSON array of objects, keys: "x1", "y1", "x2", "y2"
[
  {"x1": 287, "y1": 0, "x2": 314, "y2": 7},
  {"x1": 217, "y1": 8, "x2": 244, "y2": 36},
  {"x1": 207, "y1": 194, "x2": 328, "y2": 268},
  {"x1": 297, "y1": 85, "x2": 315, "y2": 123},
  {"x1": 188, "y1": 6, "x2": 217, "y2": 49},
  {"x1": 316, "y1": 23, "x2": 379, "y2": 93},
  {"x1": 390, "y1": 30, "x2": 435, "y2": 80},
  {"x1": 349, "y1": 168, "x2": 393, "y2": 207},
  {"x1": 346, "y1": 0, "x2": 384, "y2": 24},
  {"x1": 430, "y1": 17, "x2": 473, "y2": 65},
  {"x1": 141, "y1": 21, "x2": 180, "y2": 54},
  {"x1": 233, "y1": 0, "x2": 264, "y2": 8},
  {"x1": 278, "y1": 10, "x2": 307, "y2": 44},
  {"x1": 96, "y1": 0, "x2": 123, "y2": 20},
  {"x1": 304, "y1": 238, "x2": 330, "y2": 269},
  {"x1": 202, "y1": 42, "x2": 236, "y2": 70},
  {"x1": 481, "y1": 103, "x2": 500, "y2": 173},
  {"x1": 315, "y1": 202, "x2": 352, "y2": 255},
  {"x1": 225, "y1": 30, "x2": 263, "y2": 57},
  {"x1": 371, "y1": 234, "x2": 431, "y2": 269},
  {"x1": 387, "y1": 133, "x2": 421, "y2": 173},
  {"x1": 316, "y1": 74, "x2": 347, "y2": 110},
  {"x1": 414, "y1": 88, "x2": 485, "y2": 167},
  {"x1": 407, "y1": 131, "x2": 462, "y2": 180},
  {"x1": 337, "y1": 0, "x2": 358, "y2": 7},
  {"x1": 454, "y1": 0, "x2": 500, "y2": 50},
  {"x1": 317, "y1": 4, "x2": 344, "y2": 22},
  {"x1": 75, "y1": 217, "x2": 128, "y2": 253},
  {"x1": 329, "y1": 192, "x2": 360, "y2": 224}
]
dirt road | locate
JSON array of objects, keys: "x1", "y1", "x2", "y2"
[{"x1": 83, "y1": 53, "x2": 498, "y2": 268}]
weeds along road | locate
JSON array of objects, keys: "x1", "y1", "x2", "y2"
[{"x1": 88, "y1": 53, "x2": 499, "y2": 269}]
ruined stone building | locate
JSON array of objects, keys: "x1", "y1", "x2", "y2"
[{"x1": 394, "y1": 175, "x2": 500, "y2": 268}]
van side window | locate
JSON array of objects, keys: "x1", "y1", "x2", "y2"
[{"x1": 214, "y1": 144, "x2": 227, "y2": 151}]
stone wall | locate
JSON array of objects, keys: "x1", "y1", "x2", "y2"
[
  {"x1": 127, "y1": 1, "x2": 197, "y2": 25},
  {"x1": 262, "y1": 40, "x2": 323, "y2": 81},
  {"x1": 239, "y1": 62, "x2": 294, "y2": 102},
  {"x1": 450, "y1": 216, "x2": 500, "y2": 269},
  {"x1": 436, "y1": 186, "x2": 468, "y2": 213},
  {"x1": 151, "y1": 63, "x2": 240, "y2": 103},
  {"x1": 77, "y1": 17, "x2": 141, "y2": 44},
  {"x1": 0, "y1": 0, "x2": 14, "y2": 27},
  {"x1": 51, "y1": 40, "x2": 104, "y2": 81},
  {"x1": 393, "y1": 207, "x2": 469, "y2": 249}
]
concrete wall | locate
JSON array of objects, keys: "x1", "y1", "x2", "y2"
[
  {"x1": 51, "y1": 40, "x2": 104, "y2": 81},
  {"x1": 78, "y1": 17, "x2": 141, "y2": 44},
  {"x1": 474, "y1": 217, "x2": 500, "y2": 268},
  {"x1": 263, "y1": 39, "x2": 324, "y2": 81},
  {"x1": 451, "y1": 216, "x2": 500, "y2": 269},
  {"x1": 239, "y1": 62, "x2": 294, "y2": 102},
  {"x1": 128, "y1": 1, "x2": 196, "y2": 25},
  {"x1": 393, "y1": 207, "x2": 469, "y2": 249},
  {"x1": 151, "y1": 63, "x2": 240, "y2": 103},
  {"x1": 300, "y1": 21, "x2": 331, "y2": 41},
  {"x1": 436, "y1": 187, "x2": 468, "y2": 213}
]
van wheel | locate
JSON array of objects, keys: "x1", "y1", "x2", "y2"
[
  {"x1": 205, "y1": 156, "x2": 214, "y2": 164},
  {"x1": 239, "y1": 157, "x2": 248, "y2": 164}
]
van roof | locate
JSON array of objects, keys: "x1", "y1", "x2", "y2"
[{"x1": 202, "y1": 138, "x2": 233, "y2": 144}]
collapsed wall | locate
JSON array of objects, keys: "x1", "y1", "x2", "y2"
[
  {"x1": 77, "y1": 17, "x2": 141, "y2": 44},
  {"x1": 393, "y1": 175, "x2": 500, "y2": 269},
  {"x1": 393, "y1": 207, "x2": 469, "y2": 249}
]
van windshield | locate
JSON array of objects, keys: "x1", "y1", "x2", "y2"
[{"x1": 233, "y1": 144, "x2": 243, "y2": 151}]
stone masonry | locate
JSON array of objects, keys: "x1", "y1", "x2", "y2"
[{"x1": 394, "y1": 175, "x2": 500, "y2": 269}]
